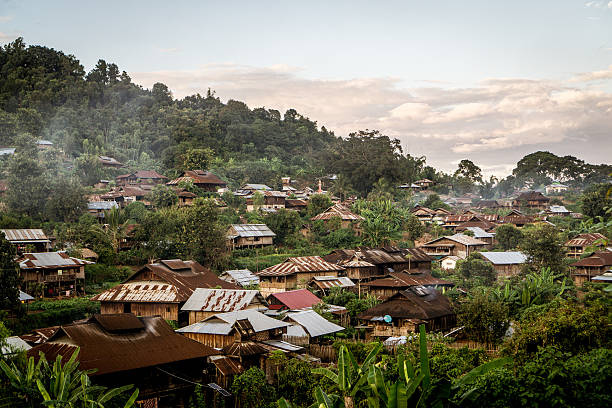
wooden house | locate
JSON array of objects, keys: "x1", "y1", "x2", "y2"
[
  {"x1": 177, "y1": 190, "x2": 197, "y2": 206},
  {"x1": 361, "y1": 271, "x2": 454, "y2": 300},
  {"x1": 116, "y1": 170, "x2": 167, "y2": 186},
  {"x1": 227, "y1": 224, "x2": 276, "y2": 249},
  {"x1": 176, "y1": 309, "x2": 290, "y2": 349},
  {"x1": 2, "y1": 229, "x2": 51, "y2": 252},
  {"x1": 413, "y1": 179, "x2": 435, "y2": 190},
  {"x1": 357, "y1": 286, "x2": 456, "y2": 337},
  {"x1": 87, "y1": 201, "x2": 119, "y2": 220},
  {"x1": 545, "y1": 182, "x2": 568, "y2": 195},
  {"x1": 18, "y1": 252, "x2": 92, "y2": 298},
  {"x1": 27, "y1": 314, "x2": 217, "y2": 405},
  {"x1": 564, "y1": 233, "x2": 608, "y2": 258},
  {"x1": 512, "y1": 191, "x2": 550, "y2": 209},
  {"x1": 570, "y1": 251, "x2": 612, "y2": 286},
  {"x1": 181, "y1": 289, "x2": 268, "y2": 324},
  {"x1": 479, "y1": 251, "x2": 528, "y2": 278},
  {"x1": 167, "y1": 170, "x2": 227, "y2": 192},
  {"x1": 100, "y1": 186, "x2": 150, "y2": 207},
  {"x1": 460, "y1": 227, "x2": 495, "y2": 248},
  {"x1": 325, "y1": 247, "x2": 432, "y2": 277},
  {"x1": 91, "y1": 259, "x2": 238, "y2": 323},
  {"x1": 309, "y1": 276, "x2": 355, "y2": 296},
  {"x1": 418, "y1": 234, "x2": 487, "y2": 259},
  {"x1": 256, "y1": 256, "x2": 345, "y2": 297},
  {"x1": 411, "y1": 206, "x2": 437, "y2": 223},
  {"x1": 283, "y1": 310, "x2": 345, "y2": 344},
  {"x1": 311, "y1": 203, "x2": 364, "y2": 234},
  {"x1": 285, "y1": 199, "x2": 308, "y2": 211},
  {"x1": 245, "y1": 190, "x2": 287, "y2": 212}
]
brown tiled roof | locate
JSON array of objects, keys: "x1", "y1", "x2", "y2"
[
  {"x1": 311, "y1": 203, "x2": 364, "y2": 221},
  {"x1": 357, "y1": 287, "x2": 454, "y2": 320},
  {"x1": 91, "y1": 260, "x2": 238, "y2": 303},
  {"x1": 2, "y1": 229, "x2": 49, "y2": 243},
  {"x1": 565, "y1": 233, "x2": 607, "y2": 248},
  {"x1": 27, "y1": 315, "x2": 217, "y2": 376},
  {"x1": 324, "y1": 247, "x2": 432, "y2": 266},
  {"x1": 570, "y1": 251, "x2": 612, "y2": 267},
  {"x1": 362, "y1": 272, "x2": 454, "y2": 288},
  {"x1": 258, "y1": 256, "x2": 345, "y2": 277},
  {"x1": 515, "y1": 191, "x2": 550, "y2": 202},
  {"x1": 167, "y1": 170, "x2": 226, "y2": 186}
]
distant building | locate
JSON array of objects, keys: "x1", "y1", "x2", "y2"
[
  {"x1": 36, "y1": 140, "x2": 53, "y2": 149},
  {"x1": 167, "y1": 170, "x2": 227, "y2": 192},
  {"x1": 570, "y1": 251, "x2": 612, "y2": 286},
  {"x1": 181, "y1": 288, "x2": 268, "y2": 324},
  {"x1": 98, "y1": 155, "x2": 123, "y2": 168},
  {"x1": 87, "y1": 201, "x2": 119, "y2": 219},
  {"x1": 1, "y1": 229, "x2": 51, "y2": 252},
  {"x1": 227, "y1": 224, "x2": 276, "y2": 249},
  {"x1": 418, "y1": 234, "x2": 487, "y2": 258},
  {"x1": 545, "y1": 182, "x2": 568, "y2": 195},
  {"x1": 115, "y1": 170, "x2": 168, "y2": 186},
  {"x1": 479, "y1": 251, "x2": 528, "y2": 278},
  {"x1": 564, "y1": 233, "x2": 608, "y2": 258},
  {"x1": 18, "y1": 252, "x2": 92, "y2": 297},
  {"x1": 245, "y1": 190, "x2": 287, "y2": 212},
  {"x1": 361, "y1": 271, "x2": 454, "y2": 300},
  {"x1": 512, "y1": 191, "x2": 550, "y2": 210},
  {"x1": 219, "y1": 269, "x2": 260, "y2": 288}
]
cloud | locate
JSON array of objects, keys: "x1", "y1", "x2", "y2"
[
  {"x1": 0, "y1": 16, "x2": 13, "y2": 23},
  {"x1": 0, "y1": 31, "x2": 18, "y2": 42},
  {"x1": 585, "y1": 1, "x2": 612, "y2": 8},
  {"x1": 132, "y1": 64, "x2": 612, "y2": 176},
  {"x1": 156, "y1": 47, "x2": 180, "y2": 54}
]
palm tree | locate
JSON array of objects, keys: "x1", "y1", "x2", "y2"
[{"x1": 89, "y1": 207, "x2": 129, "y2": 253}]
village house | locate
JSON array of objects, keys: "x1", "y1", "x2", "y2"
[
  {"x1": 418, "y1": 234, "x2": 487, "y2": 259},
  {"x1": 87, "y1": 201, "x2": 119, "y2": 220},
  {"x1": 412, "y1": 179, "x2": 435, "y2": 191},
  {"x1": 167, "y1": 170, "x2": 227, "y2": 192},
  {"x1": 361, "y1": 271, "x2": 454, "y2": 300},
  {"x1": 115, "y1": 170, "x2": 168, "y2": 186},
  {"x1": 98, "y1": 155, "x2": 122, "y2": 168},
  {"x1": 18, "y1": 252, "x2": 92, "y2": 298},
  {"x1": 227, "y1": 224, "x2": 276, "y2": 249},
  {"x1": 256, "y1": 256, "x2": 345, "y2": 297},
  {"x1": 310, "y1": 203, "x2": 364, "y2": 234},
  {"x1": 479, "y1": 251, "x2": 528, "y2": 278},
  {"x1": 473, "y1": 200, "x2": 500, "y2": 210},
  {"x1": 27, "y1": 314, "x2": 217, "y2": 406},
  {"x1": 2, "y1": 229, "x2": 51, "y2": 252},
  {"x1": 325, "y1": 247, "x2": 433, "y2": 279},
  {"x1": 240, "y1": 183, "x2": 272, "y2": 193},
  {"x1": 308, "y1": 276, "x2": 356, "y2": 296},
  {"x1": 91, "y1": 259, "x2": 238, "y2": 323},
  {"x1": 245, "y1": 190, "x2": 287, "y2": 212},
  {"x1": 542, "y1": 205, "x2": 571, "y2": 217},
  {"x1": 564, "y1": 233, "x2": 608, "y2": 258},
  {"x1": 177, "y1": 189, "x2": 197, "y2": 206},
  {"x1": 512, "y1": 191, "x2": 550, "y2": 210},
  {"x1": 460, "y1": 227, "x2": 495, "y2": 248},
  {"x1": 285, "y1": 198, "x2": 308, "y2": 211},
  {"x1": 411, "y1": 206, "x2": 437, "y2": 223},
  {"x1": 219, "y1": 269, "x2": 260, "y2": 288},
  {"x1": 440, "y1": 255, "x2": 461, "y2": 270},
  {"x1": 570, "y1": 251, "x2": 612, "y2": 286},
  {"x1": 454, "y1": 219, "x2": 498, "y2": 233},
  {"x1": 266, "y1": 288, "x2": 350, "y2": 326},
  {"x1": 100, "y1": 185, "x2": 150, "y2": 207},
  {"x1": 182, "y1": 288, "x2": 268, "y2": 324},
  {"x1": 357, "y1": 286, "x2": 456, "y2": 338},
  {"x1": 498, "y1": 209, "x2": 535, "y2": 227},
  {"x1": 283, "y1": 310, "x2": 345, "y2": 345},
  {"x1": 545, "y1": 182, "x2": 569, "y2": 195}
]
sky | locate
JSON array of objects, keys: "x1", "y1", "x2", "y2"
[{"x1": 1, "y1": 0, "x2": 612, "y2": 177}]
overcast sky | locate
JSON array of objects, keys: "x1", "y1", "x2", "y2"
[{"x1": 1, "y1": 0, "x2": 612, "y2": 176}]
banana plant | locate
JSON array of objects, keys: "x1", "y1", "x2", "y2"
[
  {"x1": 278, "y1": 388, "x2": 343, "y2": 408},
  {"x1": 0, "y1": 354, "x2": 45, "y2": 407},
  {"x1": 366, "y1": 324, "x2": 432, "y2": 408},
  {"x1": 450, "y1": 357, "x2": 513, "y2": 406},
  {"x1": 313, "y1": 342, "x2": 383, "y2": 408}
]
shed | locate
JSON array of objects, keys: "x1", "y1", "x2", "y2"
[{"x1": 227, "y1": 224, "x2": 276, "y2": 249}]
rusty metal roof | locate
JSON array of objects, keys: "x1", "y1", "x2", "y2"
[
  {"x1": 325, "y1": 247, "x2": 432, "y2": 266},
  {"x1": 210, "y1": 355, "x2": 244, "y2": 376},
  {"x1": 92, "y1": 313, "x2": 145, "y2": 332},
  {"x1": 1, "y1": 229, "x2": 49, "y2": 243},
  {"x1": 18, "y1": 252, "x2": 92, "y2": 270},
  {"x1": 222, "y1": 341, "x2": 267, "y2": 357},
  {"x1": 362, "y1": 272, "x2": 454, "y2": 288},
  {"x1": 267, "y1": 289, "x2": 322, "y2": 310},
  {"x1": 358, "y1": 287, "x2": 454, "y2": 321},
  {"x1": 311, "y1": 203, "x2": 364, "y2": 221},
  {"x1": 229, "y1": 224, "x2": 276, "y2": 238},
  {"x1": 181, "y1": 289, "x2": 267, "y2": 313},
  {"x1": 28, "y1": 315, "x2": 217, "y2": 376},
  {"x1": 565, "y1": 233, "x2": 607, "y2": 248},
  {"x1": 91, "y1": 260, "x2": 238, "y2": 303},
  {"x1": 570, "y1": 251, "x2": 612, "y2": 267},
  {"x1": 421, "y1": 234, "x2": 486, "y2": 247},
  {"x1": 515, "y1": 191, "x2": 550, "y2": 202},
  {"x1": 258, "y1": 256, "x2": 345, "y2": 277}
]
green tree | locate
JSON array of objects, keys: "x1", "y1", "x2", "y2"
[
  {"x1": 581, "y1": 183, "x2": 611, "y2": 219},
  {"x1": 519, "y1": 224, "x2": 567, "y2": 274},
  {"x1": 44, "y1": 177, "x2": 87, "y2": 222},
  {"x1": 231, "y1": 367, "x2": 276, "y2": 408},
  {"x1": 181, "y1": 147, "x2": 214, "y2": 171},
  {"x1": 149, "y1": 184, "x2": 178, "y2": 208},
  {"x1": 456, "y1": 253, "x2": 497, "y2": 286},
  {"x1": 494, "y1": 224, "x2": 523, "y2": 250},
  {"x1": 457, "y1": 293, "x2": 510, "y2": 345},
  {"x1": 0, "y1": 234, "x2": 21, "y2": 311},
  {"x1": 307, "y1": 194, "x2": 333, "y2": 218}
]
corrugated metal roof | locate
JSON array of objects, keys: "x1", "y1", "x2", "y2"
[
  {"x1": 0, "y1": 147, "x2": 16, "y2": 155},
  {"x1": 167, "y1": 170, "x2": 226, "y2": 186},
  {"x1": 267, "y1": 289, "x2": 322, "y2": 310},
  {"x1": 177, "y1": 310, "x2": 290, "y2": 335},
  {"x1": 258, "y1": 256, "x2": 345, "y2": 277},
  {"x1": 362, "y1": 272, "x2": 454, "y2": 288},
  {"x1": 480, "y1": 251, "x2": 528, "y2": 265},
  {"x1": 311, "y1": 276, "x2": 355, "y2": 289},
  {"x1": 1, "y1": 336, "x2": 31, "y2": 355},
  {"x1": 464, "y1": 227, "x2": 494, "y2": 239},
  {"x1": 311, "y1": 203, "x2": 364, "y2": 221},
  {"x1": 220, "y1": 270, "x2": 260, "y2": 287},
  {"x1": 565, "y1": 233, "x2": 607, "y2": 247},
  {"x1": 210, "y1": 355, "x2": 244, "y2": 376},
  {"x1": 284, "y1": 310, "x2": 345, "y2": 337},
  {"x1": 326, "y1": 247, "x2": 432, "y2": 266},
  {"x1": 549, "y1": 205, "x2": 569, "y2": 213},
  {"x1": 19, "y1": 290, "x2": 34, "y2": 301},
  {"x1": 28, "y1": 315, "x2": 216, "y2": 376},
  {"x1": 260, "y1": 339, "x2": 303, "y2": 352},
  {"x1": 358, "y1": 287, "x2": 454, "y2": 321},
  {"x1": 242, "y1": 184, "x2": 272, "y2": 191},
  {"x1": 422, "y1": 234, "x2": 487, "y2": 247},
  {"x1": 18, "y1": 252, "x2": 92, "y2": 269},
  {"x1": 87, "y1": 201, "x2": 119, "y2": 210},
  {"x1": 222, "y1": 341, "x2": 267, "y2": 357},
  {"x1": 2, "y1": 229, "x2": 49, "y2": 243},
  {"x1": 229, "y1": 224, "x2": 276, "y2": 238},
  {"x1": 570, "y1": 251, "x2": 612, "y2": 267},
  {"x1": 181, "y1": 289, "x2": 266, "y2": 312},
  {"x1": 91, "y1": 260, "x2": 239, "y2": 303}
]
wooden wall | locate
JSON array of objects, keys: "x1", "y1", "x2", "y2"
[
  {"x1": 180, "y1": 332, "x2": 238, "y2": 348},
  {"x1": 100, "y1": 302, "x2": 179, "y2": 321}
]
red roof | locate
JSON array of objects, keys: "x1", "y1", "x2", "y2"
[{"x1": 267, "y1": 289, "x2": 321, "y2": 310}]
